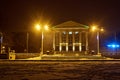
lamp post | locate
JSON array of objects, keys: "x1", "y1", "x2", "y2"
[
  {"x1": 26, "y1": 32, "x2": 29, "y2": 53},
  {"x1": 41, "y1": 31, "x2": 44, "y2": 56},
  {"x1": 35, "y1": 24, "x2": 49, "y2": 56},
  {"x1": 0, "y1": 32, "x2": 3, "y2": 54},
  {"x1": 91, "y1": 26, "x2": 104, "y2": 55},
  {"x1": 97, "y1": 31, "x2": 100, "y2": 54}
]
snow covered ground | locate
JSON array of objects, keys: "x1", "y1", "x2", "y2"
[{"x1": 0, "y1": 61, "x2": 120, "y2": 80}]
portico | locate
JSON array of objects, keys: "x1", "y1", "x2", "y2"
[{"x1": 52, "y1": 21, "x2": 89, "y2": 54}]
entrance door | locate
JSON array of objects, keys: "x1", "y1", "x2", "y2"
[
  {"x1": 75, "y1": 46, "x2": 79, "y2": 51},
  {"x1": 62, "y1": 46, "x2": 66, "y2": 51},
  {"x1": 68, "y1": 46, "x2": 72, "y2": 51}
]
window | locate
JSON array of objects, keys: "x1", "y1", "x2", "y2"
[
  {"x1": 75, "y1": 31, "x2": 79, "y2": 34},
  {"x1": 75, "y1": 31, "x2": 79, "y2": 43},
  {"x1": 69, "y1": 31, "x2": 72, "y2": 34},
  {"x1": 62, "y1": 32, "x2": 66, "y2": 43},
  {"x1": 55, "y1": 32, "x2": 59, "y2": 45}
]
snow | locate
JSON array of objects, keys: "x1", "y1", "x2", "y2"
[{"x1": 0, "y1": 61, "x2": 120, "y2": 80}]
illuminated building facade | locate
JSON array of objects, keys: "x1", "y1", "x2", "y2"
[{"x1": 51, "y1": 21, "x2": 89, "y2": 54}]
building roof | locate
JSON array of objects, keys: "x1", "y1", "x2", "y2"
[{"x1": 53, "y1": 21, "x2": 89, "y2": 29}]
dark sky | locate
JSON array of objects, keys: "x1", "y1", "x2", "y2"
[{"x1": 0, "y1": 0, "x2": 120, "y2": 32}]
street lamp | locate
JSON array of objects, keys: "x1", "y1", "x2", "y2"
[
  {"x1": 35, "y1": 24, "x2": 41, "y2": 31},
  {"x1": 91, "y1": 26, "x2": 104, "y2": 55},
  {"x1": 35, "y1": 24, "x2": 49, "y2": 56}
]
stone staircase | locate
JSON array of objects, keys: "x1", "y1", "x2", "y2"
[{"x1": 41, "y1": 53, "x2": 106, "y2": 60}]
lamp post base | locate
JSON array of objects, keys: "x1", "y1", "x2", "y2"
[
  {"x1": 40, "y1": 51, "x2": 43, "y2": 56},
  {"x1": 97, "y1": 53, "x2": 102, "y2": 56}
]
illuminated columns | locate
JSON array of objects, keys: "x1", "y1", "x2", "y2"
[
  {"x1": 73, "y1": 32, "x2": 75, "y2": 52},
  {"x1": 53, "y1": 32, "x2": 55, "y2": 51},
  {"x1": 79, "y1": 32, "x2": 82, "y2": 52},
  {"x1": 59, "y1": 32, "x2": 62, "y2": 52},
  {"x1": 66, "y1": 32, "x2": 68, "y2": 51}
]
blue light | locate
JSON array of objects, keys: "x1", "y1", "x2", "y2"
[
  {"x1": 107, "y1": 45, "x2": 111, "y2": 47},
  {"x1": 107, "y1": 44, "x2": 120, "y2": 48},
  {"x1": 112, "y1": 45, "x2": 115, "y2": 48},
  {"x1": 116, "y1": 45, "x2": 120, "y2": 47}
]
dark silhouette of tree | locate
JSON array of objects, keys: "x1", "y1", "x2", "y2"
[{"x1": 12, "y1": 32, "x2": 26, "y2": 52}]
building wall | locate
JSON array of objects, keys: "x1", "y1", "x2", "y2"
[{"x1": 43, "y1": 30, "x2": 53, "y2": 53}]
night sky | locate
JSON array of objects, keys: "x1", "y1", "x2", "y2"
[{"x1": 0, "y1": 0, "x2": 120, "y2": 32}]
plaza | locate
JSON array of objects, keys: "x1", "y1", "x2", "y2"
[{"x1": 0, "y1": 60, "x2": 120, "y2": 80}]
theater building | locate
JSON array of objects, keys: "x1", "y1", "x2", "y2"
[{"x1": 44, "y1": 21, "x2": 89, "y2": 54}]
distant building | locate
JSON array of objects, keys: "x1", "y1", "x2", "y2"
[{"x1": 43, "y1": 21, "x2": 89, "y2": 54}]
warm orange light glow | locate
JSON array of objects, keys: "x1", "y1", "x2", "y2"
[
  {"x1": 91, "y1": 26, "x2": 97, "y2": 31},
  {"x1": 35, "y1": 24, "x2": 41, "y2": 31},
  {"x1": 91, "y1": 25, "x2": 104, "y2": 32},
  {"x1": 44, "y1": 25, "x2": 49, "y2": 30},
  {"x1": 100, "y1": 28, "x2": 104, "y2": 32}
]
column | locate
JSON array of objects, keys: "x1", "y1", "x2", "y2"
[
  {"x1": 66, "y1": 32, "x2": 68, "y2": 51},
  {"x1": 53, "y1": 32, "x2": 55, "y2": 51},
  {"x1": 79, "y1": 32, "x2": 82, "y2": 52},
  {"x1": 73, "y1": 32, "x2": 75, "y2": 52},
  {"x1": 59, "y1": 32, "x2": 62, "y2": 52}
]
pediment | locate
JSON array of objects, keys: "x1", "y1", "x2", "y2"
[{"x1": 53, "y1": 21, "x2": 89, "y2": 29}]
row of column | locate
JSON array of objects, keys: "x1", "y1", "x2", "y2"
[{"x1": 53, "y1": 31, "x2": 88, "y2": 52}]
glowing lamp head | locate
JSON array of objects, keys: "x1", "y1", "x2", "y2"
[
  {"x1": 100, "y1": 28, "x2": 104, "y2": 32},
  {"x1": 91, "y1": 26, "x2": 97, "y2": 31},
  {"x1": 2, "y1": 46, "x2": 5, "y2": 49},
  {"x1": 44, "y1": 25, "x2": 49, "y2": 30},
  {"x1": 35, "y1": 24, "x2": 41, "y2": 31}
]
